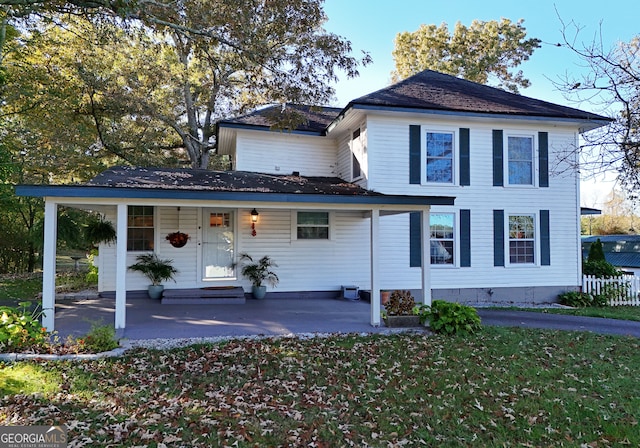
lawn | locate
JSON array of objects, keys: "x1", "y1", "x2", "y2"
[
  {"x1": 1, "y1": 328, "x2": 638, "y2": 447},
  {"x1": 513, "y1": 306, "x2": 640, "y2": 321},
  {"x1": 0, "y1": 274, "x2": 42, "y2": 301}
]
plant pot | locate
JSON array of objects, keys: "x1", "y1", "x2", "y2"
[
  {"x1": 383, "y1": 315, "x2": 421, "y2": 328},
  {"x1": 381, "y1": 290, "x2": 390, "y2": 305},
  {"x1": 252, "y1": 285, "x2": 267, "y2": 299},
  {"x1": 148, "y1": 285, "x2": 164, "y2": 299}
]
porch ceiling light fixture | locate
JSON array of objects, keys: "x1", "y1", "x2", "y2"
[{"x1": 251, "y1": 208, "x2": 259, "y2": 237}]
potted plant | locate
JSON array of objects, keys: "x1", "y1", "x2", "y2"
[
  {"x1": 382, "y1": 290, "x2": 422, "y2": 327},
  {"x1": 166, "y1": 231, "x2": 190, "y2": 248},
  {"x1": 128, "y1": 253, "x2": 178, "y2": 299},
  {"x1": 238, "y1": 253, "x2": 279, "y2": 299}
]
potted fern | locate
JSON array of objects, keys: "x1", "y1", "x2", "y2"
[
  {"x1": 238, "y1": 253, "x2": 279, "y2": 299},
  {"x1": 128, "y1": 253, "x2": 178, "y2": 299}
]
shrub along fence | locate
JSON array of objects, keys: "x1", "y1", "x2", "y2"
[{"x1": 582, "y1": 274, "x2": 640, "y2": 306}]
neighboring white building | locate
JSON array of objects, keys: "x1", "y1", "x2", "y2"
[{"x1": 17, "y1": 70, "x2": 611, "y2": 330}]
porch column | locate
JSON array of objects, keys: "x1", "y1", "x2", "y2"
[
  {"x1": 41, "y1": 200, "x2": 58, "y2": 331},
  {"x1": 421, "y1": 208, "x2": 432, "y2": 306},
  {"x1": 370, "y1": 208, "x2": 381, "y2": 326},
  {"x1": 115, "y1": 204, "x2": 128, "y2": 329}
]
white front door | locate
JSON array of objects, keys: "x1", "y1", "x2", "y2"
[{"x1": 202, "y1": 209, "x2": 235, "y2": 280}]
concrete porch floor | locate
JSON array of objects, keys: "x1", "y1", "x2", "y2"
[{"x1": 54, "y1": 295, "x2": 395, "y2": 340}]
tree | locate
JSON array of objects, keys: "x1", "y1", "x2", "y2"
[
  {"x1": 553, "y1": 21, "x2": 640, "y2": 198},
  {"x1": 1, "y1": 1, "x2": 371, "y2": 169},
  {"x1": 587, "y1": 238, "x2": 606, "y2": 262},
  {"x1": 392, "y1": 18, "x2": 540, "y2": 93}
]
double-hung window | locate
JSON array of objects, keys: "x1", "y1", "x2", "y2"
[
  {"x1": 430, "y1": 213, "x2": 455, "y2": 265},
  {"x1": 508, "y1": 215, "x2": 535, "y2": 264},
  {"x1": 507, "y1": 135, "x2": 534, "y2": 185},
  {"x1": 127, "y1": 206, "x2": 154, "y2": 251},
  {"x1": 425, "y1": 131, "x2": 454, "y2": 183},
  {"x1": 296, "y1": 211, "x2": 329, "y2": 240}
]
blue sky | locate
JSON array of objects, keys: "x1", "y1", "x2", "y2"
[{"x1": 322, "y1": 0, "x2": 638, "y2": 208}]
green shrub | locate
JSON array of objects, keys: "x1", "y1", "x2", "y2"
[
  {"x1": 587, "y1": 238, "x2": 606, "y2": 262},
  {"x1": 416, "y1": 300, "x2": 481, "y2": 335},
  {"x1": 558, "y1": 291, "x2": 593, "y2": 307},
  {"x1": 0, "y1": 301, "x2": 47, "y2": 352},
  {"x1": 85, "y1": 250, "x2": 99, "y2": 284},
  {"x1": 582, "y1": 259, "x2": 621, "y2": 278},
  {"x1": 82, "y1": 323, "x2": 119, "y2": 353}
]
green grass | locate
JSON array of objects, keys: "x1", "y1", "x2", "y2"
[
  {"x1": 0, "y1": 262, "x2": 96, "y2": 304},
  {"x1": 0, "y1": 274, "x2": 42, "y2": 301},
  {"x1": 0, "y1": 363, "x2": 62, "y2": 396},
  {"x1": 1, "y1": 328, "x2": 638, "y2": 447},
  {"x1": 506, "y1": 306, "x2": 640, "y2": 321}
]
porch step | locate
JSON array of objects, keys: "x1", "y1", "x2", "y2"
[{"x1": 161, "y1": 287, "x2": 246, "y2": 305}]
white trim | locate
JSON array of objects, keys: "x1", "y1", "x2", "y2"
[
  {"x1": 370, "y1": 209, "x2": 380, "y2": 326},
  {"x1": 504, "y1": 132, "x2": 538, "y2": 187},
  {"x1": 505, "y1": 212, "x2": 538, "y2": 267},
  {"x1": 291, "y1": 210, "x2": 333, "y2": 241},
  {"x1": 350, "y1": 127, "x2": 365, "y2": 181},
  {"x1": 421, "y1": 126, "x2": 458, "y2": 186},
  {"x1": 125, "y1": 205, "x2": 156, "y2": 253},
  {"x1": 421, "y1": 208, "x2": 432, "y2": 306},
  {"x1": 200, "y1": 208, "x2": 237, "y2": 282},
  {"x1": 115, "y1": 204, "x2": 128, "y2": 329},
  {"x1": 429, "y1": 211, "x2": 456, "y2": 268},
  {"x1": 41, "y1": 201, "x2": 58, "y2": 331}
]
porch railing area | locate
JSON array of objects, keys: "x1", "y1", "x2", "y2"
[{"x1": 582, "y1": 274, "x2": 640, "y2": 306}]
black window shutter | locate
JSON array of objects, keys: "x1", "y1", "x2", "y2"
[
  {"x1": 460, "y1": 209, "x2": 471, "y2": 267},
  {"x1": 540, "y1": 210, "x2": 550, "y2": 266},
  {"x1": 539, "y1": 132, "x2": 549, "y2": 188},
  {"x1": 409, "y1": 211, "x2": 421, "y2": 267},
  {"x1": 459, "y1": 128, "x2": 470, "y2": 186},
  {"x1": 493, "y1": 210, "x2": 505, "y2": 266},
  {"x1": 409, "y1": 125, "x2": 421, "y2": 184},
  {"x1": 493, "y1": 130, "x2": 504, "y2": 186}
]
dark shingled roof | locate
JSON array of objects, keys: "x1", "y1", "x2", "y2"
[
  {"x1": 218, "y1": 104, "x2": 341, "y2": 134},
  {"x1": 87, "y1": 166, "x2": 382, "y2": 196},
  {"x1": 350, "y1": 70, "x2": 611, "y2": 121}
]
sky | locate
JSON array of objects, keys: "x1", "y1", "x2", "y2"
[{"x1": 321, "y1": 0, "x2": 639, "y2": 209}]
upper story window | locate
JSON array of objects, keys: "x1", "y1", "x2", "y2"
[
  {"x1": 128, "y1": 206, "x2": 154, "y2": 251},
  {"x1": 509, "y1": 214, "x2": 535, "y2": 264},
  {"x1": 430, "y1": 213, "x2": 455, "y2": 265},
  {"x1": 351, "y1": 128, "x2": 364, "y2": 180},
  {"x1": 507, "y1": 135, "x2": 534, "y2": 185},
  {"x1": 425, "y1": 131, "x2": 454, "y2": 183},
  {"x1": 296, "y1": 211, "x2": 330, "y2": 239}
]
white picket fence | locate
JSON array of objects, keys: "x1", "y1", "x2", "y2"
[{"x1": 582, "y1": 274, "x2": 640, "y2": 306}]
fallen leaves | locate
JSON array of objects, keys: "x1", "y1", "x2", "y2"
[{"x1": 0, "y1": 329, "x2": 638, "y2": 447}]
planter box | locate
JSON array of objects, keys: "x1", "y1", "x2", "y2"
[{"x1": 383, "y1": 315, "x2": 421, "y2": 328}]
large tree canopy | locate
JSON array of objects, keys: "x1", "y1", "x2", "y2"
[
  {"x1": 1, "y1": 0, "x2": 371, "y2": 169},
  {"x1": 392, "y1": 18, "x2": 540, "y2": 93},
  {"x1": 554, "y1": 22, "x2": 640, "y2": 197}
]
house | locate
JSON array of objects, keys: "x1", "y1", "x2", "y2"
[
  {"x1": 16, "y1": 70, "x2": 611, "y2": 331},
  {"x1": 582, "y1": 235, "x2": 640, "y2": 276}
]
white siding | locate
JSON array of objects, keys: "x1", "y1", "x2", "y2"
[
  {"x1": 237, "y1": 209, "x2": 371, "y2": 291},
  {"x1": 366, "y1": 114, "x2": 582, "y2": 291},
  {"x1": 98, "y1": 112, "x2": 584, "y2": 297},
  {"x1": 235, "y1": 130, "x2": 337, "y2": 176},
  {"x1": 100, "y1": 207, "x2": 372, "y2": 293}
]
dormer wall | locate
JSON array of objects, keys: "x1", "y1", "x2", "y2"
[{"x1": 233, "y1": 129, "x2": 338, "y2": 177}]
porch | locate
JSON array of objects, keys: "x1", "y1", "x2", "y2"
[{"x1": 54, "y1": 295, "x2": 408, "y2": 340}]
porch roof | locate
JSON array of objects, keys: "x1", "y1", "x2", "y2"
[{"x1": 16, "y1": 166, "x2": 455, "y2": 207}]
